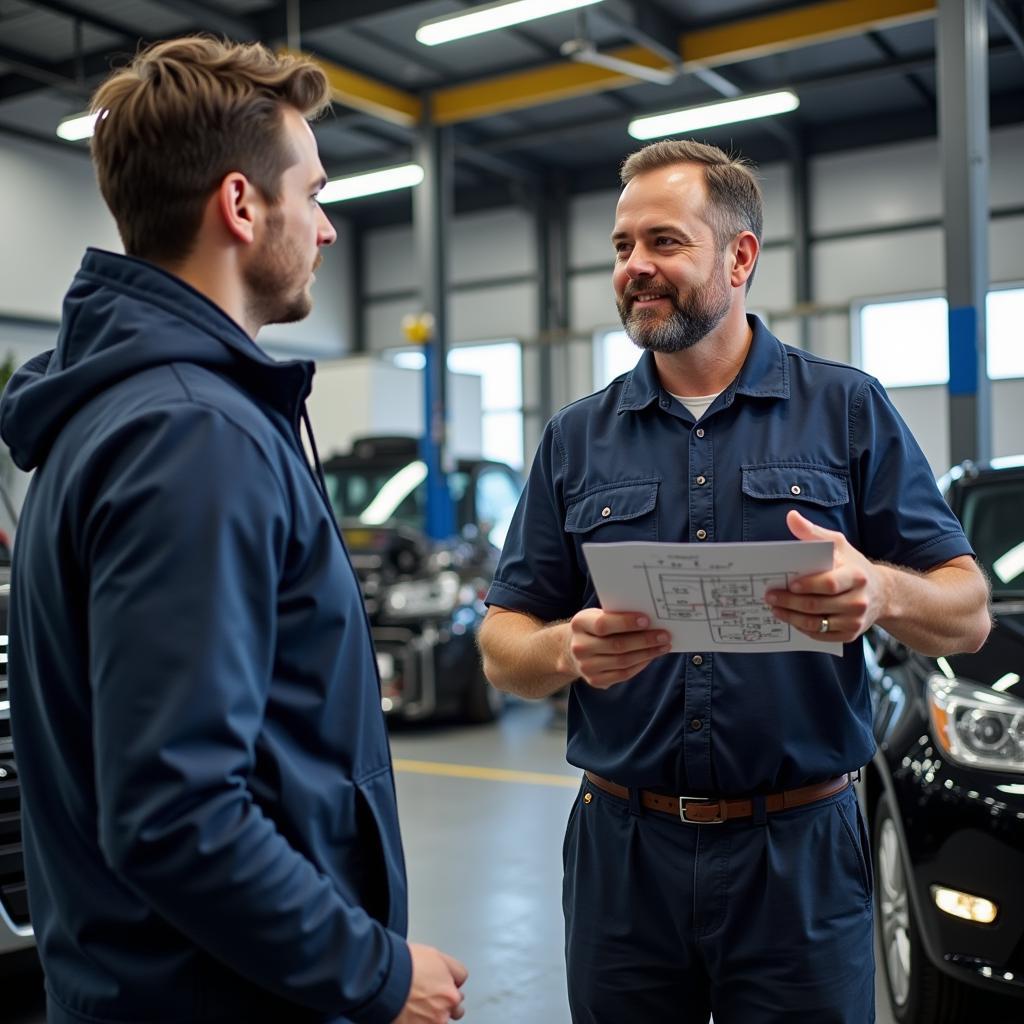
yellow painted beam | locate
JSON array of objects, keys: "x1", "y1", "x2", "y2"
[
  {"x1": 431, "y1": 45, "x2": 674, "y2": 126},
  {"x1": 282, "y1": 48, "x2": 423, "y2": 128},
  {"x1": 680, "y1": 0, "x2": 937, "y2": 69}
]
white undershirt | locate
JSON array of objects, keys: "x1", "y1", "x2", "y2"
[{"x1": 669, "y1": 391, "x2": 721, "y2": 420}]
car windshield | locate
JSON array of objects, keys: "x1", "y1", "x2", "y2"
[
  {"x1": 959, "y1": 478, "x2": 1024, "y2": 599},
  {"x1": 323, "y1": 461, "x2": 469, "y2": 532}
]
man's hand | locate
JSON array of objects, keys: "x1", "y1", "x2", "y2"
[
  {"x1": 765, "y1": 510, "x2": 890, "y2": 644},
  {"x1": 562, "y1": 609, "x2": 672, "y2": 689},
  {"x1": 392, "y1": 943, "x2": 468, "y2": 1024}
]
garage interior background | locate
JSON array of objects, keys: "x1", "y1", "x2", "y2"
[{"x1": 1, "y1": 0, "x2": 1023, "y2": 496}]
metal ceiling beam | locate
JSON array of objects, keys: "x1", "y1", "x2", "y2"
[
  {"x1": 253, "y1": 0, "x2": 417, "y2": 38},
  {"x1": 431, "y1": 44, "x2": 674, "y2": 124},
  {"x1": 22, "y1": 0, "x2": 143, "y2": 41},
  {"x1": 988, "y1": 0, "x2": 1024, "y2": 61},
  {"x1": 142, "y1": 0, "x2": 258, "y2": 40},
  {"x1": 428, "y1": 0, "x2": 939, "y2": 125},
  {"x1": 679, "y1": 0, "x2": 937, "y2": 69},
  {"x1": 283, "y1": 48, "x2": 422, "y2": 127},
  {"x1": 0, "y1": 42, "x2": 93, "y2": 97}
]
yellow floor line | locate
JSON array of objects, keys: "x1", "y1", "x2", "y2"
[{"x1": 393, "y1": 757, "x2": 582, "y2": 789}]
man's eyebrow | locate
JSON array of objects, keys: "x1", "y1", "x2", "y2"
[{"x1": 611, "y1": 224, "x2": 690, "y2": 243}]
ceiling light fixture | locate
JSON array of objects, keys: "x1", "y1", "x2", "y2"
[
  {"x1": 416, "y1": 0, "x2": 604, "y2": 47},
  {"x1": 56, "y1": 111, "x2": 99, "y2": 141},
  {"x1": 628, "y1": 90, "x2": 799, "y2": 140},
  {"x1": 317, "y1": 164, "x2": 424, "y2": 204}
]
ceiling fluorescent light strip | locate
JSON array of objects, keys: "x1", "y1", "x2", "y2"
[
  {"x1": 56, "y1": 111, "x2": 100, "y2": 141},
  {"x1": 628, "y1": 90, "x2": 799, "y2": 140},
  {"x1": 318, "y1": 164, "x2": 424, "y2": 204},
  {"x1": 417, "y1": 0, "x2": 604, "y2": 47}
]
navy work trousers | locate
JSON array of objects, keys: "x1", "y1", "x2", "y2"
[{"x1": 563, "y1": 775, "x2": 875, "y2": 1023}]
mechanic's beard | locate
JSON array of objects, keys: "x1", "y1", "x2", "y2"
[
  {"x1": 617, "y1": 271, "x2": 731, "y2": 354},
  {"x1": 244, "y1": 211, "x2": 318, "y2": 327}
]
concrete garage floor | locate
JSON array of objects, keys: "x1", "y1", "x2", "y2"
[{"x1": 7, "y1": 698, "x2": 912, "y2": 1023}]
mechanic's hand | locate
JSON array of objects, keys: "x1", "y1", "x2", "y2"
[
  {"x1": 765, "y1": 510, "x2": 890, "y2": 644},
  {"x1": 564, "y1": 608, "x2": 672, "y2": 690},
  {"x1": 391, "y1": 943, "x2": 468, "y2": 1024}
]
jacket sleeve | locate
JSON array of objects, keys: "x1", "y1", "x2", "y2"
[{"x1": 81, "y1": 403, "x2": 411, "y2": 1024}]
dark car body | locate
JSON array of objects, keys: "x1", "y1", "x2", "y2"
[
  {"x1": 322, "y1": 436, "x2": 523, "y2": 723},
  {"x1": 0, "y1": 489, "x2": 34, "y2": 965},
  {"x1": 863, "y1": 457, "x2": 1024, "y2": 1023}
]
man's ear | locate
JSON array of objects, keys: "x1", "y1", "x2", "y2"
[
  {"x1": 215, "y1": 172, "x2": 260, "y2": 246},
  {"x1": 729, "y1": 231, "x2": 759, "y2": 289}
]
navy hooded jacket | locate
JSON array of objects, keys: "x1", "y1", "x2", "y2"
[{"x1": 0, "y1": 249, "x2": 412, "y2": 1023}]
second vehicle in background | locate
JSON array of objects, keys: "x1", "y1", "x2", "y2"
[{"x1": 322, "y1": 436, "x2": 522, "y2": 724}]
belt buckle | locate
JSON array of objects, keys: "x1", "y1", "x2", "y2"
[{"x1": 678, "y1": 795, "x2": 723, "y2": 824}]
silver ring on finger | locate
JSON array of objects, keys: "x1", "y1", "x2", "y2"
[{"x1": 818, "y1": 616, "x2": 830, "y2": 634}]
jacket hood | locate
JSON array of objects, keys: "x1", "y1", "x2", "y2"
[{"x1": 0, "y1": 248, "x2": 313, "y2": 470}]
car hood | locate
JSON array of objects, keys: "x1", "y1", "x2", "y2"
[{"x1": 946, "y1": 601, "x2": 1024, "y2": 690}]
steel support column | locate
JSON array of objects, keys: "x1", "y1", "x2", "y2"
[
  {"x1": 938, "y1": 0, "x2": 991, "y2": 464},
  {"x1": 536, "y1": 175, "x2": 570, "y2": 427},
  {"x1": 790, "y1": 135, "x2": 812, "y2": 352},
  {"x1": 414, "y1": 119, "x2": 455, "y2": 539}
]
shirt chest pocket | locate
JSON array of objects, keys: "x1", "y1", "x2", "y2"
[
  {"x1": 564, "y1": 480, "x2": 660, "y2": 543},
  {"x1": 741, "y1": 463, "x2": 850, "y2": 542}
]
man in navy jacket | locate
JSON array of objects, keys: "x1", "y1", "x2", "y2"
[{"x1": 0, "y1": 37, "x2": 465, "y2": 1024}]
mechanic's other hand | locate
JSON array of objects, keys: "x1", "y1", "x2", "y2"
[
  {"x1": 392, "y1": 943, "x2": 468, "y2": 1024},
  {"x1": 766, "y1": 509, "x2": 889, "y2": 644},
  {"x1": 564, "y1": 608, "x2": 672, "y2": 690}
]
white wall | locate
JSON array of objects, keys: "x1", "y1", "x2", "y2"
[{"x1": 0, "y1": 132, "x2": 355, "y2": 361}]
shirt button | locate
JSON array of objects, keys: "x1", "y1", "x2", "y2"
[
  {"x1": 690, "y1": 718, "x2": 703, "y2": 731},
  {"x1": 695, "y1": 428, "x2": 705, "y2": 438},
  {"x1": 692, "y1": 655, "x2": 703, "y2": 666},
  {"x1": 791, "y1": 484, "x2": 801, "y2": 495},
  {"x1": 660, "y1": 398, "x2": 670, "y2": 408},
  {"x1": 696, "y1": 529, "x2": 707, "y2": 540},
  {"x1": 695, "y1": 475, "x2": 706, "y2": 486},
  {"x1": 601, "y1": 506, "x2": 611, "y2": 517}
]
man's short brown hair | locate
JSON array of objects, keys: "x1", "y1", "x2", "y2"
[
  {"x1": 90, "y1": 36, "x2": 331, "y2": 265},
  {"x1": 620, "y1": 139, "x2": 763, "y2": 288}
]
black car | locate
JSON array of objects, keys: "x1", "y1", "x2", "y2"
[
  {"x1": 0, "y1": 482, "x2": 34, "y2": 968},
  {"x1": 863, "y1": 456, "x2": 1024, "y2": 1023},
  {"x1": 322, "y1": 436, "x2": 523, "y2": 723}
]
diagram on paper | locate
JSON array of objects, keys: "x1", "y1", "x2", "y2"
[
  {"x1": 644, "y1": 568, "x2": 795, "y2": 644},
  {"x1": 581, "y1": 539, "x2": 843, "y2": 656}
]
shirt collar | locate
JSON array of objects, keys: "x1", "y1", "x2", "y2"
[{"x1": 617, "y1": 314, "x2": 790, "y2": 414}]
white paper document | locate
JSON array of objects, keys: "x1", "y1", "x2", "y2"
[{"x1": 582, "y1": 540, "x2": 842, "y2": 656}]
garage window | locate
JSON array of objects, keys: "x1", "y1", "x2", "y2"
[
  {"x1": 855, "y1": 286, "x2": 1024, "y2": 386},
  {"x1": 594, "y1": 329, "x2": 641, "y2": 390},
  {"x1": 388, "y1": 341, "x2": 524, "y2": 469}
]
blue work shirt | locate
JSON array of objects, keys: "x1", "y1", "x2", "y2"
[{"x1": 487, "y1": 316, "x2": 972, "y2": 795}]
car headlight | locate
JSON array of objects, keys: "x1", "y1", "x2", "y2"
[
  {"x1": 927, "y1": 674, "x2": 1024, "y2": 773},
  {"x1": 383, "y1": 571, "x2": 460, "y2": 619}
]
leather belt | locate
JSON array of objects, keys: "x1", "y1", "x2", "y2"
[{"x1": 583, "y1": 771, "x2": 853, "y2": 824}]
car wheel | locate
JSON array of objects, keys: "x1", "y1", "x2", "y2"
[
  {"x1": 462, "y1": 667, "x2": 505, "y2": 724},
  {"x1": 873, "y1": 791, "x2": 965, "y2": 1024}
]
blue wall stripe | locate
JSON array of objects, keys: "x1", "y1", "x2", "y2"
[{"x1": 948, "y1": 305, "x2": 979, "y2": 397}]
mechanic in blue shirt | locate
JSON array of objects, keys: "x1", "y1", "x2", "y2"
[{"x1": 478, "y1": 139, "x2": 991, "y2": 1024}]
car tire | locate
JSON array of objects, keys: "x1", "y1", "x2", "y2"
[
  {"x1": 462, "y1": 667, "x2": 505, "y2": 724},
  {"x1": 873, "y1": 791, "x2": 966, "y2": 1024}
]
